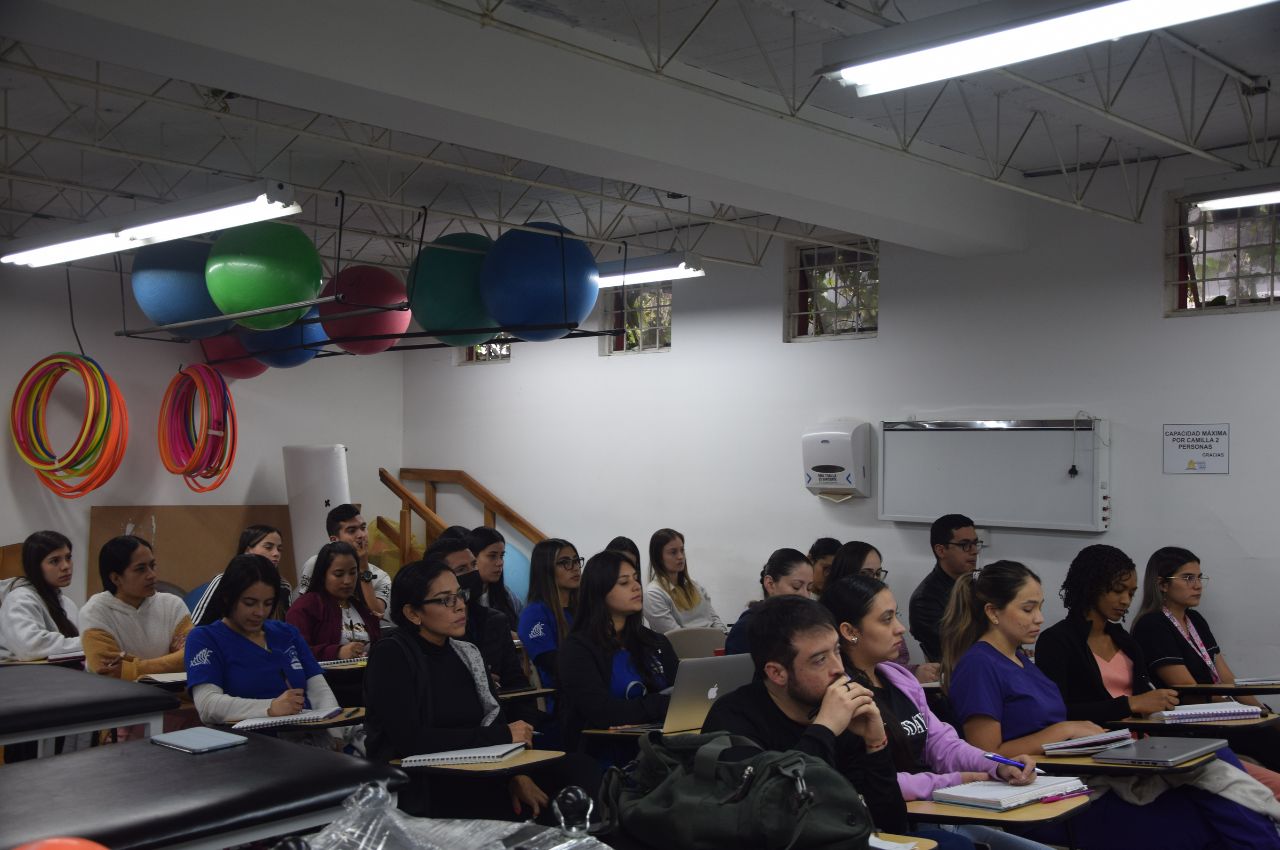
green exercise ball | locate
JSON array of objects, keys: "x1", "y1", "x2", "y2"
[
  {"x1": 206, "y1": 221, "x2": 324, "y2": 331},
  {"x1": 409, "y1": 233, "x2": 496, "y2": 347}
]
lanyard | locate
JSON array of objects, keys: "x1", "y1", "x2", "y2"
[{"x1": 1163, "y1": 607, "x2": 1219, "y2": 683}]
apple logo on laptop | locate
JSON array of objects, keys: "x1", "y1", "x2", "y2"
[{"x1": 707, "y1": 684, "x2": 718, "y2": 700}]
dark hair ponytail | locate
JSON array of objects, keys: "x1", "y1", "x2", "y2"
[
  {"x1": 760, "y1": 548, "x2": 810, "y2": 597},
  {"x1": 939, "y1": 560, "x2": 1040, "y2": 691},
  {"x1": 20, "y1": 531, "x2": 77, "y2": 638}
]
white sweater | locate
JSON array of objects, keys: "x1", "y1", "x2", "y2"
[
  {"x1": 0, "y1": 582, "x2": 81, "y2": 661},
  {"x1": 79, "y1": 591, "x2": 189, "y2": 659},
  {"x1": 643, "y1": 580, "x2": 725, "y2": 634}
]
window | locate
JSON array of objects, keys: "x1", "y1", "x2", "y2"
[
  {"x1": 1168, "y1": 198, "x2": 1278, "y2": 315},
  {"x1": 600, "y1": 282, "x2": 672, "y2": 355},
  {"x1": 787, "y1": 241, "x2": 879, "y2": 340},
  {"x1": 459, "y1": 339, "x2": 511, "y2": 364}
]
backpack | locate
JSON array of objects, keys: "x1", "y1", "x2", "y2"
[{"x1": 599, "y1": 731, "x2": 872, "y2": 850}]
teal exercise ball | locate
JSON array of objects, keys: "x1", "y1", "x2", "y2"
[
  {"x1": 206, "y1": 221, "x2": 323, "y2": 331},
  {"x1": 504, "y1": 543, "x2": 530, "y2": 603},
  {"x1": 131, "y1": 241, "x2": 231, "y2": 339},
  {"x1": 409, "y1": 233, "x2": 496, "y2": 347},
  {"x1": 239, "y1": 307, "x2": 328, "y2": 368},
  {"x1": 479, "y1": 223, "x2": 598, "y2": 342}
]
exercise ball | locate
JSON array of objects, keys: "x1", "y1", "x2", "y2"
[
  {"x1": 319, "y1": 265, "x2": 410, "y2": 354},
  {"x1": 504, "y1": 543, "x2": 530, "y2": 603},
  {"x1": 205, "y1": 221, "x2": 323, "y2": 331},
  {"x1": 479, "y1": 223, "x2": 598, "y2": 342},
  {"x1": 199, "y1": 333, "x2": 268, "y2": 380},
  {"x1": 239, "y1": 307, "x2": 328, "y2": 368},
  {"x1": 130, "y1": 241, "x2": 231, "y2": 339},
  {"x1": 409, "y1": 233, "x2": 496, "y2": 347},
  {"x1": 14, "y1": 840, "x2": 110, "y2": 850}
]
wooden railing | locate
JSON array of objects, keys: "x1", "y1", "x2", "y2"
[{"x1": 377, "y1": 467, "x2": 547, "y2": 566}]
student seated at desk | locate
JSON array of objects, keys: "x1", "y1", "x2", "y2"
[
  {"x1": 364, "y1": 558, "x2": 592, "y2": 819},
  {"x1": 185, "y1": 555, "x2": 338, "y2": 725},
  {"x1": 1133, "y1": 547, "x2": 1280, "y2": 779},
  {"x1": 825, "y1": 542, "x2": 940, "y2": 684},
  {"x1": 725, "y1": 548, "x2": 813, "y2": 656},
  {"x1": 559, "y1": 549, "x2": 679, "y2": 750},
  {"x1": 0, "y1": 531, "x2": 98, "y2": 665},
  {"x1": 517, "y1": 538, "x2": 581, "y2": 690},
  {"x1": 944, "y1": 559, "x2": 1280, "y2": 850},
  {"x1": 191, "y1": 525, "x2": 292, "y2": 626},
  {"x1": 80, "y1": 535, "x2": 193, "y2": 681},
  {"x1": 643, "y1": 528, "x2": 725, "y2": 634},
  {"x1": 822, "y1": 574, "x2": 1053, "y2": 850},
  {"x1": 466, "y1": 526, "x2": 524, "y2": 635},
  {"x1": 286, "y1": 542, "x2": 381, "y2": 661}
]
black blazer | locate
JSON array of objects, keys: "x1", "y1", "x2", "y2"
[
  {"x1": 558, "y1": 628, "x2": 679, "y2": 750},
  {"x1": 1035, "y1": 613, "x2": 1157, "y2": 722}
]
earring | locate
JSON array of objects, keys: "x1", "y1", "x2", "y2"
[
  {"x1": 993, "y1": 618, "x2": 999, "y2": 625},
  {"x1": 851, "y1": 636, "x2": 859, "y2": 644}
]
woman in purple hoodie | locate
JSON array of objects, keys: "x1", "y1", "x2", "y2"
[{"x1": 821, "y1": 573, "x2": 1055, "y2": 850}]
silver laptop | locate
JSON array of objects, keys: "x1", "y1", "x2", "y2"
[
  {"x1": 1093, "y1": 736, "x2": 1226, "y2": 767},
  {"x1": 620, "y1": 654, "x2": 755, "y2": 734}
]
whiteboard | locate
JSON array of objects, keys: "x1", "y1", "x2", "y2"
[{"x1": 878, "y1": 420, "x2": 1110, "y2": 532}]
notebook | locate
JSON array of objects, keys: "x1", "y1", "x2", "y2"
[
  {"x1": 401, "y1": 742, "x2": 525, "y2": 767},
  {"x1": 1150, "y1": 700, "x2": 1261, "y2": 723},
  {"x1": 1093, "y1": 736, "x2": 1227, "y2": 767},
  {"x1": 231, "y1": 707, "x2": 342, "y2": 730},
  {"x1": 1042, "y1": 728, "x2": 1132, "y2": 755},
  {"x1": 931, "y1": 775, "x2": 1086, "y2": 811},
  {"x1": 151, "y1": 727, "x2": 248, "y2": 754},
  {"x1": 317, "y1": 658, "x2": 368, "y2": 669},
  {"x1": 139, "y1": 671, "x2": 188, "y2": 684},
  {"x1": 609, "y1": 653, "x2": 756, "y2": 734}
]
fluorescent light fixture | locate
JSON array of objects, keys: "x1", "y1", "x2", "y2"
[
  {"x1": 597, "y1": 252, "x2": 706, "y2": 288},
  {"x1": 819, "y1": 0, "x2": 1278, "y2": 97},
  {"x1": 1195, "y1": 189, "x2": 1280, "y2": 211},
  {"x1": 2, "y1": 179, "x2": 301, "y2": 267}
]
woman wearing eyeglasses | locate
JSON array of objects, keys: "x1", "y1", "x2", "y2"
[
  {"x1": 1133, "y1": 546, "x2": 1280, "y2": 774},
  {"x1": 518, "y1": 539, "x2": 581, "y2": 690},
  {"x1": 724, "y1": 548, "x2": 813, "y2": 656},
  {"x1": 366, "y1": 558, "x2": 594, "y2": 818}
]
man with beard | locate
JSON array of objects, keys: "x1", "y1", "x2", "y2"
[{"x1": 701, "y1": 594, "x2": 908, "y2": 835}]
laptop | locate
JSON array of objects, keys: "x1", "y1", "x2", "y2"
[
  {"x1": 1093, "y1": 736, "x2": 1227, "y2": 767},
  {"x1": 613, "y1": 653, "x2": 755, "y2": 734}
]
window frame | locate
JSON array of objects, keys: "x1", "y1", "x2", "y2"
[
  {"x1": 599, "y1": 280, "x2": 673, "y2": 356},
  {"x1": 456, "y1": 339, "x2": 513, "y2": 365},
  {"x1": 1165, "y1": 191, "x2": 1280, "y2": 318},
  {"x1": 785, "y1": 240, "x2": 880, "y2": 342}
]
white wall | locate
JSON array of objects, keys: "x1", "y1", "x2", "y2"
[
  {"x1": 0, "y1": 265, "x2": 404, "y2": 604},
  {"x1": 400, "y1": 172, "x2": 1280, "y2": 675}
]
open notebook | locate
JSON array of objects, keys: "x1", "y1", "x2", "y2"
[
  {"x1": 139, "y1": 672, "x2": 188, "y2": 684},
  {"x1": 1042, "y1": 728, "x2": 1132, "y2": 755},
  {"x1": 932, "y1": 775, "x2": 1086, "y2": 811},
  {"x1": 401, "y1": 742, "x2": 525, "y2": 767},
  {"x1": 1151, "y1": 700, "x2": 1261, "y2": 723},
  {"x1": 232, "y1": 708, "x2": 342, "y2": 730}
]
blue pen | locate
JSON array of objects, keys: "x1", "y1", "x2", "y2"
[{"x1": 983, "y1": 752, "x2": 1045, "y2": 775}]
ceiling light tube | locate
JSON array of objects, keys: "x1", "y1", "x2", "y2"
[
  {"x1": 597, "y1": 252, "x2": 706, "y2": 288},
  {"x1": 1, "y1": 179, "x2": 302, "y2": 267},
  {"x1": 819, "y1": 0, "x2": 1278, "y2": 97},
  {"x1": 1195, "y1": 189, "x2": 1280, "y2": 211}
]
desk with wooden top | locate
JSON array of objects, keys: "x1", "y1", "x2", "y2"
[
  {"x1": 0, "y1": 664, "x2": 179, "y2": 757},
  {"x1": 1105, "y1": 714, "x2": 1280, "y2": 736},
  {"x1": 498, "y1": 686, "x2": 555, "y2": 703},
  {"x1": 1173, "y1": 682, "x2": 1280, "y2": 697},
  {"x1": 906, "y1": 794, "x2": 1090, "y2": 827},
  {"x1": 877, "y1": 834, "x2": 937, "y2": 849},
  {"x1": 394, "y1": 748, "x2": 564, "y2": 775},
  {"x1": 1034, "y1": 751, "x2": 1217, "y2": 776}
]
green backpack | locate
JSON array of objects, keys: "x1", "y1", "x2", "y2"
[{"x1": 599, "y1": 731, "x2": 873, "y2": 850}]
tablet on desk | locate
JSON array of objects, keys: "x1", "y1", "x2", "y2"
[{"x1": 151, "y1": 727, "x2": 248, "y2": 754}]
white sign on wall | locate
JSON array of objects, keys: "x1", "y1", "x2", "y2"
[{"x1": 1163, "y1": 424, "x2": 1229, "y2": 474}]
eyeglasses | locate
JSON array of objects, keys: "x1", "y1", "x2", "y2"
[
  {"x1": 945, "y1": 539, "x2": 983, "y2": 553},
  {"x1": 555, "y1": 557, "x2": 585, "y2": 571},
  {"x1": 1169, "y1": 573, "x2": 1208, "y2": 586},
  {"x1": 861, "y1": 568, "x2": 889, "y2": 581},
  {"x1": 420, "y1": 588, "x2": 471, "y2": 609}
]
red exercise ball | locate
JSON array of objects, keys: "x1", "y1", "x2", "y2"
[
  {"x1": 318, "y1": 265, "x2": 410, "y2": 354},
  {"x1": 200, "y1": 333, "x2": 269, "y2": 380},
  {"x1": 15, "y1": 839, "x2": 111, "y2": 850}
]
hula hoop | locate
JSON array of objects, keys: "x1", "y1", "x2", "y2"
[
  {"x1": 9, "y1": 353, "x2": 129, "y2": 499},
  {"x1": 157, "y1": 363, "x2": 238, "y2": 492}
]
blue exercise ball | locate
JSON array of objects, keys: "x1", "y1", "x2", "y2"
[
  {"x1": 504, "y1": 543, "x2": 530, "y2": 604},
  {"x1": 238, "y1": 307, "x2": 328, "y2": 368},
  {"x1": 479, "y1": 222, "x2": 598, "y2": 342},
  {"x1": 130, "y1": 240, "x2": 231, "y2": 339}
]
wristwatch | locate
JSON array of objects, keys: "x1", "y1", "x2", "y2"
[{"x1": 360, "y1": 570, "x2": 375, "y2": 583}]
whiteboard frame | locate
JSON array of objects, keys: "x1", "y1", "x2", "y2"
[{"x1": 877, "y1": 419, "x2": 1111, "y2": 532}]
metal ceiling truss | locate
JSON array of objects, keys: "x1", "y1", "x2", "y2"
[
  {"x1": 413, "y1": 0, "x2": 1278, "y2": 224},
  {"x1": 0, "y1": 42, "x2": 865, "y2": 286}
]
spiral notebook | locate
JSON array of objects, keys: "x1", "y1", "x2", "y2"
[
  {"x1": 1150, "y1": 700, "x2": 1261, "y2": 723},
  {"x1": 401, "y1": 742, "x2": 525, "y2": 767},
  {"x1": 318, "y1": 658, "x2": 368, "y2": 669},
  {"x1": 1042, "y1": 728, "x2": 1132, "y2": 755},
  {"x1": 932, "y1": 775, "x2": 1086, "y2": 811},
  {"x1": 231, "y1": 707, "x2": 342, "y2": 730}
]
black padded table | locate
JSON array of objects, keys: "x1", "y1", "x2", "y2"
[
  {"x1": 0, "y1": 733, "x2": 408, "y2": 849},
  {"x1": 0, "y1": 664, "x2": 180, "y2": 756}
]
